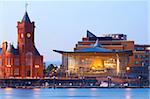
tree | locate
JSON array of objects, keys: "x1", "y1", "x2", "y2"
[{"x1": 45, "y1": 64, "x2": 57, "y2": 77}]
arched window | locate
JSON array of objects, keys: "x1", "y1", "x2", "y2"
[
  {"x1": 14, "y1": 58, "x2": 19, "y2": 66},
  {"x1": 26, "y1": 52, "x2": 33, "y2": 66},
  {"x1": 25, "y1": 52, "x2": 33, "y2": 77}
]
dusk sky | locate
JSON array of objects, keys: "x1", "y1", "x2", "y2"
[{"x1": 0, "y1": 0, "x2": 149, "y2": 63}]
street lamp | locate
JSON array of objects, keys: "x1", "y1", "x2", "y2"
[
  {"x1": 126, "y1": 67, "x2": 130, "y2": 86},
  {"x1": 126, "y1": 67, "x2": 130, "y2": 71},
  {"x1": 138, "y1": 75, "x2": 142, "y2": 87}
]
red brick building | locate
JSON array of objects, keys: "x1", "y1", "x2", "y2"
[{"x1": 0, "y1": 11, "x2": 43, "y2": 78}]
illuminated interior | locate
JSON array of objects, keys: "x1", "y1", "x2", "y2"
[{"x1": 67, "y1": 55, "x2": 118, "y2": 77}]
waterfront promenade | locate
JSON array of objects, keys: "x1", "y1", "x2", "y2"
[{"x1": 0, "y1": 78, "x2": 149, "y2": 88}]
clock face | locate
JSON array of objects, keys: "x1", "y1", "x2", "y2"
[{"x1": 27, "y1": 33, "x2": 31, "y2": 38}]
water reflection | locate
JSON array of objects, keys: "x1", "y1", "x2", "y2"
[
  {"x1": 126, "y1": 95, "x2": 131, "y2": 99},
  {"x1": 32, "y1": 88, "x2": 40, "y2": 98},
  {"x1": 0, "y1": 88, "x2": 149, "y2": 99},
  {"x1": 3, "y1": 88, "x2": 13, "y2": 99},
  {"x1": 90, "y1": 88, "x2": 97, "y2": 97},
  {"x1": 4, "y1": 88, "x2": 13, "y2": 95},
  {"x1": 90, "y1": 88, "x2": 97, "y2": 91},
  {"x1": 125, "y1": 88, "x2": 131, "y2": 99},
  {"x1": 68, "y1": 88, "x2": 76, "y2": 91}
]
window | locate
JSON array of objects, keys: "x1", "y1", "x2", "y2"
[
  {"x1": 14, "y1": 58, "x2": 19, "y2": 66},
  {"x1": 141, "y1": 61, "x2": 144, "y2": 66},
  {"x1": 7, "y1": 58, "x2": 11, "y2": 65},
  {"x1": 14, "y1": 68, "x2": 19, "y2": 75},
  {"x1": 127, "y1": 57, "x2": 130, "y2": 63},
  {"x1": 145, "y1": 51, "x2": 149, "y2": 55},
  {"x1": 21, "y1": 33, "x2": 24, "y2": 38},
  {"x1": 140, "y1": 55, "x2": 145, "y2": 59},
  {"x1": 5, "y1": 58, "x2": 11, "y2": 67},
  {"x1": 134, "y1": 61, "x2": 139, "y2": 65},
  {"x1": 134, "y1": 55, "x2": 138, "y2": 59},
  {"x1": 135, "y1": 47, "x2": 144, "y2": 51},
  {"x1": 26, "y1": 52, "x2": 33, "y2": 66}
]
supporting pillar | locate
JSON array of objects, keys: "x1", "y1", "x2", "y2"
[{"x1": 116, "y1": 54, "x2": 120, "y2": 75}]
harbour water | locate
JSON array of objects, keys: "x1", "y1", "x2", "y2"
[{"x1": 0, "y1": 88, "x2": 149, "y2": 99}]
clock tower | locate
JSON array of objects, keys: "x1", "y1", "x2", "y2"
[
  {"x1": 16, "y1": 11, "x2": 44, "y2": 78},
  {"x1": 17, "y1": 11, "x2": 35, "y2": 54},
  {"x1": 0, "y1": 10, "x2": 43, "y2": 78}
]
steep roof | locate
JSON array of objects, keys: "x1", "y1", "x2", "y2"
[
  {"x1": 22, "y1": 11, "x2": 31, "y2": 23},
  {"x1": 6, "y1": 44, "x2": 19, "y2": 55},
  {"x1": 34, "y1": 47, "x2": 41, "y2": 55},
  {"x1": 87, "y1": 30, "x2": 97, "y2": 38}
]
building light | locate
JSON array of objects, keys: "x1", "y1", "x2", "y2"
[
  {"x1": 134, "y1": 61, "x2": 139, "y2": 65},
  {"x1": 6, "y1": 65, "x2": 11, "y2": 67},
  {"x1": 126, "y1": 67, "x2": 130, "y2": 71},
  {"x1": 35, "y1": 65, "x2": 39, "y2": 68},
  {"x1": 146, "y1": 47, "x2": 150, "y2": 50},
  {"x1": 91, "y1": 66, "x2": 95, "y2": 70}
]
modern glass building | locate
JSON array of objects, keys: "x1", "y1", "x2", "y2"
[
  {"x1": 54, "y1": 31, "x2": 149, "y2": 79},
  {"x1": 54, "y1": 39, "x2": 132, "y2": 78}
]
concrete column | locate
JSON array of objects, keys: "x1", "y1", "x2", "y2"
[{"x1": 116, "y1": 54, "x2": 120, "y2": 75}]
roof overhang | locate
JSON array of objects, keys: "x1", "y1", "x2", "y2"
[{"x1": 53, "y1": 50, "x2": 133, "y2": 56}]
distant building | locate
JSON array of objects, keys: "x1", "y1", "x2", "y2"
[
  {"x1": 0, "y1": 11, "x2": 43, "y2": 78},
  {"x1": 54, "y1": 30, "x2": 150, "y2": 78}
]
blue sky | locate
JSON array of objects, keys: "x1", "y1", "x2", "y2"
[{"x1": 0, "y1": 0, "x2": 149, "y2": 62}]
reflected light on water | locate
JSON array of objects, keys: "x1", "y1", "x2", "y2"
[
  {"x1": 4, "y1": 88, "x2": 13, "y2": 91},
  {"x1": 32, "y1": 88, "x2": 41, "y2": 98},
  {"x1": 68, "y1": 91, "x2": 76, "y2": 96},
  {"x1": 0, "y1": 88, "x2": 149, "y2": 99},
  {"x1": 126, "y1": 95, "x2": 131, "y2": 99},
  {"x1": 32, "y1": 88, "x2": 40, "y2": 91},
  {"x1": 90, "y1": 88, "x2": 97, "y2": 91},
  {"x1": 125, "y1": 88, "x2": 131, "y2": 99},
  {"x1": 90, "y1": 88, "x2": 97, "y2": 97},
  {"x1": 125, "y1": 88, "x2": 132, "y2": 91},
  {"x1": 67, "y1": 88, "x2": 76, "y2": 91},
  {"x1": 67, "y1": 88, "x2": 76, "y2": 97},
  {"x1": 4, "y1": 88, "x2": 13, "y2": 99},
  {"x1": 4, "y1": 88, "x2": 13, "y2": 95}
]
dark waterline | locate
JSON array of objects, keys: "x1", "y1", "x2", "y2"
[{"x1": 0, "y1": 88, "x2": 149, "y2": 99}]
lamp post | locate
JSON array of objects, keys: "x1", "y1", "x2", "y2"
[
  {"x1": 138, "y1": 75, "x2": 142, "y2": 87},
  {"x1": 126, "y1": 67, "x2": 130, "y2": 86}
]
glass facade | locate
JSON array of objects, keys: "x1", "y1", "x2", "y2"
[{"x1": 67, "y1": 55, "x2": 122, "y2": 77}]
